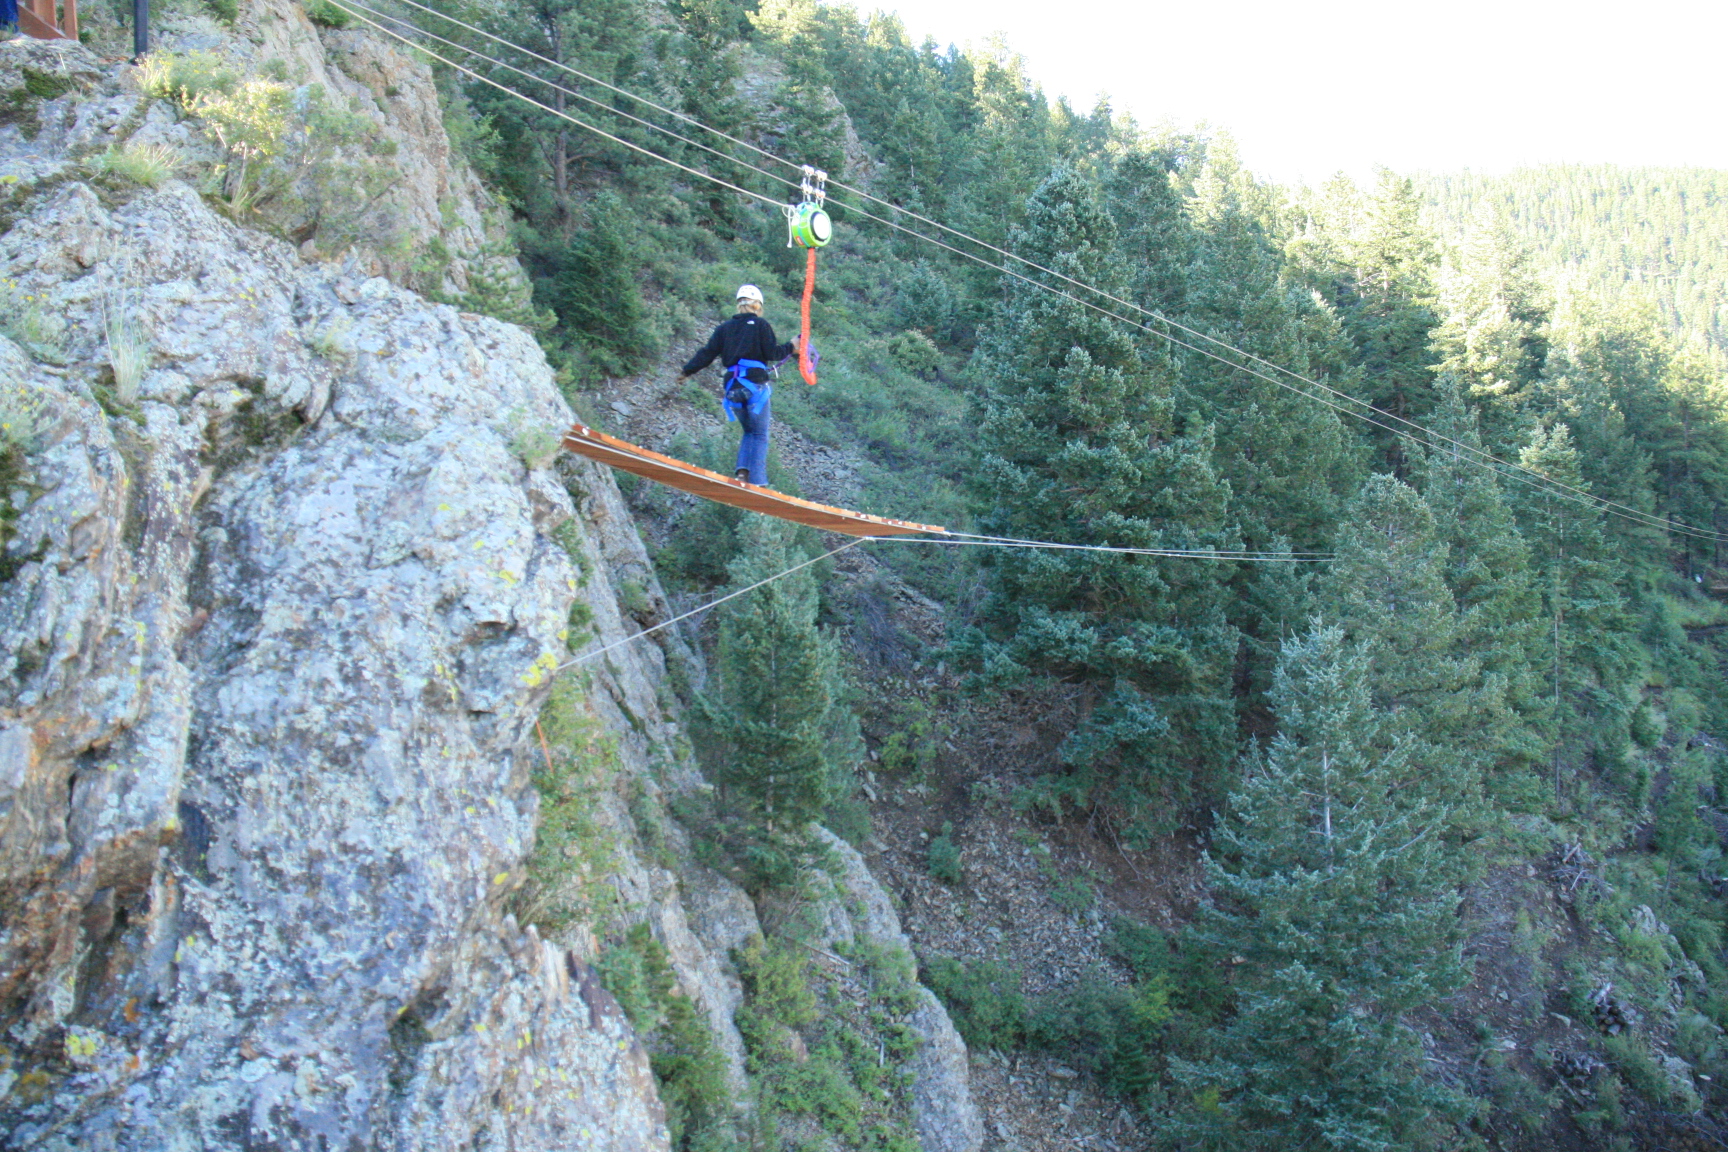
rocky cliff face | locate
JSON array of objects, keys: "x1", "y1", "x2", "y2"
[
  {"x1": 0, "y1": 62, "x2": 668, "y2": 1151},
  {"x1": 0, "y1": 13, "x2": 978, "y2": 1151}
]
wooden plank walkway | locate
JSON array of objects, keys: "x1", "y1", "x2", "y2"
[{"x1": 561, "y1": 424, "x2": 944, "y2": 538}]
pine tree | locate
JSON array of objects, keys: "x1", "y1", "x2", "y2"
[
  {"x1": 665, "y1": 0, "x2": 756, "y2": 231},
  {"x1": 1237, "y1": 534, "x2": 1318, "y2": 722},
  {"x1": 1104, "y1": 142, "x2": 1192, "y2": 318},
  {"x1": 1327, "y1": 474, "x2": 1480, "y2": 824},
  {"x1": 1533, "y1": 304, "x2": 1663, "y2": 562},
  {"x1": 1172, "y1": 625, "x2": 1470, "y2": 1150},
  {"x1": 1413, "y1": 381, "x2": 1551, "y2": 807},
  {"x1": 948, "y1": 39, "x2": 1053, "y2": 257},
  {"x1": 969, "y1": 166, "x2": 1238, "y2": 826},
  {"x1": 696, "y1": 518, "x2": 855, "y2": 852},
  {"x1": 1181, "y1": 146, "x2": 1360, "y2": 554},
  {"x1": 1288, "y1": 171, "x2": 1444, "y2": 469},
  {"x1": 1649, "y1": 346, "x2": 1728, "y2": 576},
  {"x1": 543, "y1": 191, "x2": 656, "y2": 375},
  {"x1": 1509, "y1": 424, "x2": 1638, "y2": 801},
  {"x1": 1430, "y1": 207, "x2": 1551, "y2": 455}
]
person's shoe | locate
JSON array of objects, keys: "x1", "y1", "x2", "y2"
[{"x1": 735, "y1": 469, "x2": 750, "y2": 482}]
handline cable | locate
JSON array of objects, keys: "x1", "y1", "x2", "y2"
[
  {"x1": 555, "y1": 532, "x2": 1328, "y2": 671},
  {"x1": 556, "y1": 539, "x2": 864, "y2": 669},
  {"x1": 356, "y1": 0, "x2": 1712, "y2": 539},
  {"x1": 329, "y1": 0, "x2": 1718, "y2": 543}
]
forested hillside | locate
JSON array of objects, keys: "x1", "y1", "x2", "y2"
[
  {"x1": 333, "y1": 0, "x2": 1728, "y2": 1146},
  {"x1": 1420, "y1": 165, "x2": 1728, "y2": 353}
]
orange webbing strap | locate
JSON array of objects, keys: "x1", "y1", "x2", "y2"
[
  {"x1": 798, "y1": 247, "x2": 818, "y2": 386},
  {"x1": 536, "y1": 720, "x2": 555, "y2": 775}
]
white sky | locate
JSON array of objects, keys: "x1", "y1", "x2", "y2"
[{"x1": 880, "y1": 0, "x2": 1728, "y2": 186}]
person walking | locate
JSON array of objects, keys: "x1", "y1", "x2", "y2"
[{"x1": 678, "y1": 284, "x2": 798, "y2": 486}]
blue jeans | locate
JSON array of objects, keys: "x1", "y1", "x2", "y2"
[{"x1": 733, "y1": 391, "x2": 770, "y2": 484}]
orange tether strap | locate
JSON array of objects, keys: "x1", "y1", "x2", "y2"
[
  {"x1": 798, "y1": 247, "x2": 818, "y2": 386},
  {"x1": 535, "y1": 720, "x2": 556, "y2": 775}
]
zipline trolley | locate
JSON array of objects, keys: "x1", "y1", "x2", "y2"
[{"x1": 784, "y1": 165, "x2": 829, "y2": 386}]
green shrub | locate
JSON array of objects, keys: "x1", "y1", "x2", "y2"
[
  {"x1": 735, "y1": 936, "x2": 818, "y2": 1043},
  {"x1": 735, "y1": 935, "x2": 921, "y2": 1148},
  {"x1": 1676, "y1": 1011, "x2": 1725, "y2": 1069},
  {"x1": 922, "y1": 955, "x2": 1026, "y2": 1050},
  {"x1": 655, "y1": 433, "x2": 745, "y2": 586},
  {"x1": 926, "y1": 821, "x2": 961, "y2": 885},
  {"x1": 1604, "y1": 1033, "x2": 1693, "y2": 1109},
  {"x1": 1028, "y1": 976, "x2": 1170, "y2": 1102},
  {"x1": 536, "y1": 192, "x2": 659, "y2": 376},
  {"x1": 305, "y1": 0, "x2": 354, "y2": 28},
  {"x1": 1573, "y1": 1068, "x2": 1626, "y2": 1135},
  {"x1": 598, "y1": 923, "x2": 676, "y2": 1034},
  {"x1": 891, "y1": 259, "x2": 956, "y2": 339},
  {"x1": 137, "y1": 51, "x2": 237, "y2": 107},
  {"x1": 512, "y1": 675, "x2": 619, "y2": 932},
  {"x1": 153, "y1": 61, "x2": 396, "y2": 248},
  {"x1": 1674, "y1": 915, "x2": 1726, "y2": 984},
  {"x1": 1629, "y1": 700, "x2": 1662, "y2": 747},
  {"x1": 1108, "y1": 918, "x2": 1173, "y2": 980},
  {"x1": 502, "y1": 406, "x2": 560, "y2": 470},
  {"x1": 822, "y1": 790, "x2": 872, "y2": 847},
  {"x1": 876, "y1": 697, "x2": 941, "y2": 779},
  {"x1": 886, "y1": 329, "x2": 940, "y2": 377},
  {"x1": 1048, "y1": 874, "x2": 1097, "y2": 915},
  {"x1": 596, "y1": 923, "x2": 738, "y2": 1151}
]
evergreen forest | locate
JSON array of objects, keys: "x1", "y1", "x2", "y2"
[
  {"x1": 322, "y1": 0, "x2": 1728, "y2": 1146},
  {"x1": 1420, "y1": 166, "x2": 1728, "y2": 354}
]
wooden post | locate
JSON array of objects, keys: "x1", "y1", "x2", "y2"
[{"x1": 18, "y1": 0, "x2": 75, "y2": 39}]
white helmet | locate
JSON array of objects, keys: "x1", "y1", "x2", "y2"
[{"x1": 735, "y1": 283, "x2": 764, "y2": 305}]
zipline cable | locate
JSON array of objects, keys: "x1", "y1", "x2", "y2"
[
  {"x1": 330, "y1": 0, "x2": 804, "y2": 199},
  {"x1": 941, "y1": 528, "x2": 1332, "y2": 555},
  {"x1": 323, "y1": 0, "x2": 1722, "y2": 544},
  {"x1": 350, "y1": 0, "x2": 1718, "y2": 543},
  {"x1": 870, "y1": 538, "x2": 1334, "y2": 561},
  {"x1": 324, "y1": 3, "x2": 786, "y2": 211}
]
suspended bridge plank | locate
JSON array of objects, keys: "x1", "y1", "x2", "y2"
[{"x1": 561, "y1": 424, "x2": 945, "y2": 538}]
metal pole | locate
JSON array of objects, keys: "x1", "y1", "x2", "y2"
[{"x1": 132, "y1": 0, "x2": 147, "y2": 59}]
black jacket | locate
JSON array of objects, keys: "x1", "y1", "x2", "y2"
[{"x1": 682, "y1": 313, "x2": 796, "y2": 382}]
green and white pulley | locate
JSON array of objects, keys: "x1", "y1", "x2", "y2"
[
  {"x1": 787, "y1": 200, "x2": 832, "y2": 248},
  {"x1": 785, "y1": 164, "x2": 832, "y2": 248}
]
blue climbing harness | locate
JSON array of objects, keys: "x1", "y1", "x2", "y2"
[{"x1": 722, "y1": 359, "x2": 772, "y2": 422}]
